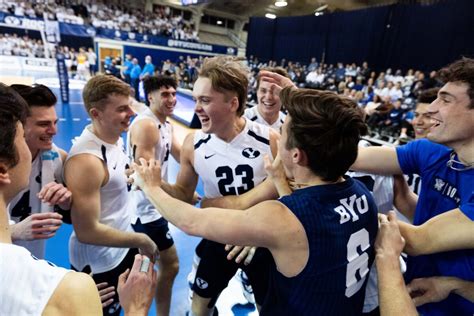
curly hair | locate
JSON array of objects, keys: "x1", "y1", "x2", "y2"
[{"x1": 437, "y1": 57, "x2": 474, "y2": 109}]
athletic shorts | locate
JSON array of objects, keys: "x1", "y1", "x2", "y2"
[
  {"x1": 191, "y1": 239, "x2": 271, "y2": 307},
  {"x1": 132, "y1": 217, "x2": 174, "y2": 251},
  {"x1": 72, "y1": 248, "x2": 139, "y2": 316}
]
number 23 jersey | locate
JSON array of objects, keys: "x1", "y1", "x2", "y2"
[{"x1": 194, "y1": 118, "x2": 273, "y2": 198}]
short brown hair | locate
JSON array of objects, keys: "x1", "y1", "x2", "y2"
[
  {"x1": 281, "y1": 87, "x2": 367, "y2": 182},
  {"x1": 198, "y1": 56, "x2": 249, "y2": 116},
  {"x1": 437, "y1": 57, "x2": 474, "y2": 109},
  {"x1": 417, "y1": 87, "x2": 439, "y2": 105},
  {"x1": 83, "y1": 75, "x2": 130, "y2": 113}
]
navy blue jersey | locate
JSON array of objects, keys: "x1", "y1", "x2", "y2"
[{"x1": 261, "y1": 177, "x2": 378, "y2": 315}]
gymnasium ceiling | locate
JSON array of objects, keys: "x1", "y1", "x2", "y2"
[{"x1": 200, "y1": 0, "x2": 397, "y2": 18}]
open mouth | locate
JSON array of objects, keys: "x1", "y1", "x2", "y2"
[
  {"x1": 430, "y1": 117, "x2": 442, "y2": 128},
  {"x1": 414, "y1": 128, "x2": 427, "y2": 135},
  {"x1": 40, "y1": 136, "x2": 53, "y2": 143},
  {"x1": 262, "y1": 101, "x2": 275, "y2": 109}
]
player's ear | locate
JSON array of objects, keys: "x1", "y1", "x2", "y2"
[
  {"x1": 229, "y1": 96, "x2": 239, "y2": 113},
  {"x1": 89, "y1": 107, "x2": 100, "y2": 120},
  {"x1": 0, "y1": 162, "x2": 11, "y2": 185},
  {"x1": 292, "y1": 148, "x2": 308, "y2": 166}
]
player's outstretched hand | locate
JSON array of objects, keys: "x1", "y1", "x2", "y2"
[
  {"x1": 130, "y1": 158, "x2": 162, "y2": 191},
  {"x1": 259, "y1": 70, "x2": 296, "y2": 94},
  {"x1": 375, "y1": 211, "x2": 405, "y2": 258},
  {"x1": 37, "y1": 181, "x2": 72, "y2": 210},
  {"x1": 11, "y1": 212, "x2": 63, "y2": 241},
  {"x1": 118, "y1": 254, "x2": 157, "y2": 316}
]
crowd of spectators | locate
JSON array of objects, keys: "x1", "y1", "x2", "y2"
[
  {"x1": 0, "y1": 33, "x2": 96, "y2": 80},
  {"x1": 246, "y1": 56, "x2": 443, "y2": 143},
  {"x1": 0, "y1": 1, "x2": 199, "y2": 41},
  {"x1": 0, "y1": 17, "x2": 441, "y2": 143},
  {"x1": 0, "y1": 33, "x2": 48, "y2": 58}
]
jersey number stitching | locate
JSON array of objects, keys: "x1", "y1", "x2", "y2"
[
  {"x1": 345, "y1": 228, "x2": 370, "y2": 298},
  {"x1": 216, "y1": 165, "x2": 254, "y2": 196}
]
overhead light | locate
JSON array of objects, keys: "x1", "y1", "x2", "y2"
[
  {"x1": 217, "y1": 20, "x2": 223, "y2": 25},
  {"x1": 265, "y1": 13, "x2": 276, "y2": 19},
  {"x1": 275, "y1": 1, "x2": 287, "y2": 7},
  {"x1": 315, "y1": 4, "x2": 328, "y2": 12},
  {"x1": 314, "y1": 12, "x2": 324, "y2": 16}
]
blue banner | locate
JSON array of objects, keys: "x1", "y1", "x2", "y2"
[
  {"x1": 95, "y1": 28, "x2": 237, "y2": 55},
  {"x1": 55, "y1": 52, "x2": 69, "y2": 104},
  {"x1": 0, "y1": 12, "x2": 94, "y2": 37},
  {"x1": 0, "y1": 12, "x2": 237, "y2": 55}
]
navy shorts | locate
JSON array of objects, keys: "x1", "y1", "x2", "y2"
[
  {"x1": 72, "y1": 248, "x2": 139, "y2": 316},
  {"x1": 192, "y1": 239, "x2": 271, "y2": 307},
  {"x1": 132, "y1": 217, "x2": 174, "y2": 251}
]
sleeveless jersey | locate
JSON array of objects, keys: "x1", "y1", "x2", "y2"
[
  {"x1": 67, "y1": 125, "x2": 133, "y2": 273},
  {"x1": 243, "y1": 106, "x2": 286, "y2": 131},
  {"x1": 8, "y1": 145, "x2": 63, "y2": 258},
  {"x1": 261, "y1": 177, "x2": 378, "y2": 315},
  {"x1": 193, "y1": 118, "x2": 273, "y2": 198},
  {"x1": 127, "y1": 108, "x2": 172, "y2": 224},
  {"x1": 0, "y1": 243, "x2": 69, "y2": 316}
]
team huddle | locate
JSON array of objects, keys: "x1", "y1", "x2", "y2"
[{"x1": 0, "y1": 56, "x2": 473, "y2": 316}]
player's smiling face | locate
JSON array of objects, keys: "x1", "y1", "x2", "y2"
[
  {"x1": 427, "y1": 81, "x2": 474, "y2": 148},
  {"x1": 150, "y1": 86, "x2": 177, "y2": 120},
  {"x1": 412, "y1": 102, "x2": 432, "y2": 139},
  {"x1": 97, "y1": 94, "x2": 135, "y2": 135},
  {"x1": 193, "y1": 77, "x2": 238, "y2": 135},
  {"x1": 257, "y1": 80, "x2": 282, "y2": 119},
  {"x1": 24, "y1": 106, "x2": 58, "y2": 155}
]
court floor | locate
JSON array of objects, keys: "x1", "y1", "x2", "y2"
[{"x1": 2, "y1": 72, "x2": 258, "y2": 316}]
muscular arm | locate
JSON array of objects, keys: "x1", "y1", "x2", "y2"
[
  {"x1": 408, "y1": 277, "x2": 474, "y2": 307},
  {"x1": 160, "y1": 132, "x2": 198, "y2": 203},
  {"x1": 352, "y1": 146, "x2": 403, "y2": 175},
  {"x1": 376, "y1": 211, "x2": 418, "y2": 316},
  {"x1": 399, "y1": 208, "x2": 474, "y2": 256},
  {"x1": 130, "y1": 118, "x2": 159, "y2": 162},
  {"x1": 392, "y1": 174, "x2": 417, "y2": 222},
  {"x1": 377, "y1": 254, "x2": 418, "y2": 316},
  {"x1": 64, "y1": 154, "x2": 149, "y2": 249},
  {"x1": 170, "y1": 124, "x2": 181, "y2": 162},
  {"x1": 44, "y1": 271, "x2": 102, "y2": 315}
]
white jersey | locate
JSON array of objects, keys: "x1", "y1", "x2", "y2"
[
  {"x1": 194, "y1": 118, "x2": 273, "y2": 198},
  {"x1": 243, "y1": 106, "x2": 286, "y2": 131},
  {"x1": 127, "y1": 107, "x2": 172, "y2": 224},
  {"x1": 347, "y1": 171, "x2": 409, "y2": 313},
  {"x1": 0, "y1": 243, "x2": 69, "y2": 316},
  {"x1": 405, "y1": 173, "x2": 422, "y2": 195},
  {"x1": 8, "y1": 145, "x2": 63, "y2": 258},
  {"x1": 67, "y1": 125, "x2": 134, "y2": 273}
]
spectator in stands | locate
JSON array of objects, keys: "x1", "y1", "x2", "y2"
[
  {"x1": 88, "y1": 47, "x2": 97, "y2": 76},
  {"x1": 140, "y1": 55, "x2": 155, "y2": 103},
  {"x1": 122, "y1": 54, "x2": 133, "y2": 84},
  {"x1": 130, "y1": 58, "x2": 142, "y2": 101}
]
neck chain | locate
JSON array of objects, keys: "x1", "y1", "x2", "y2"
[{"x1": 446, "y1": 151, "x2": 474, "y2": 171}]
